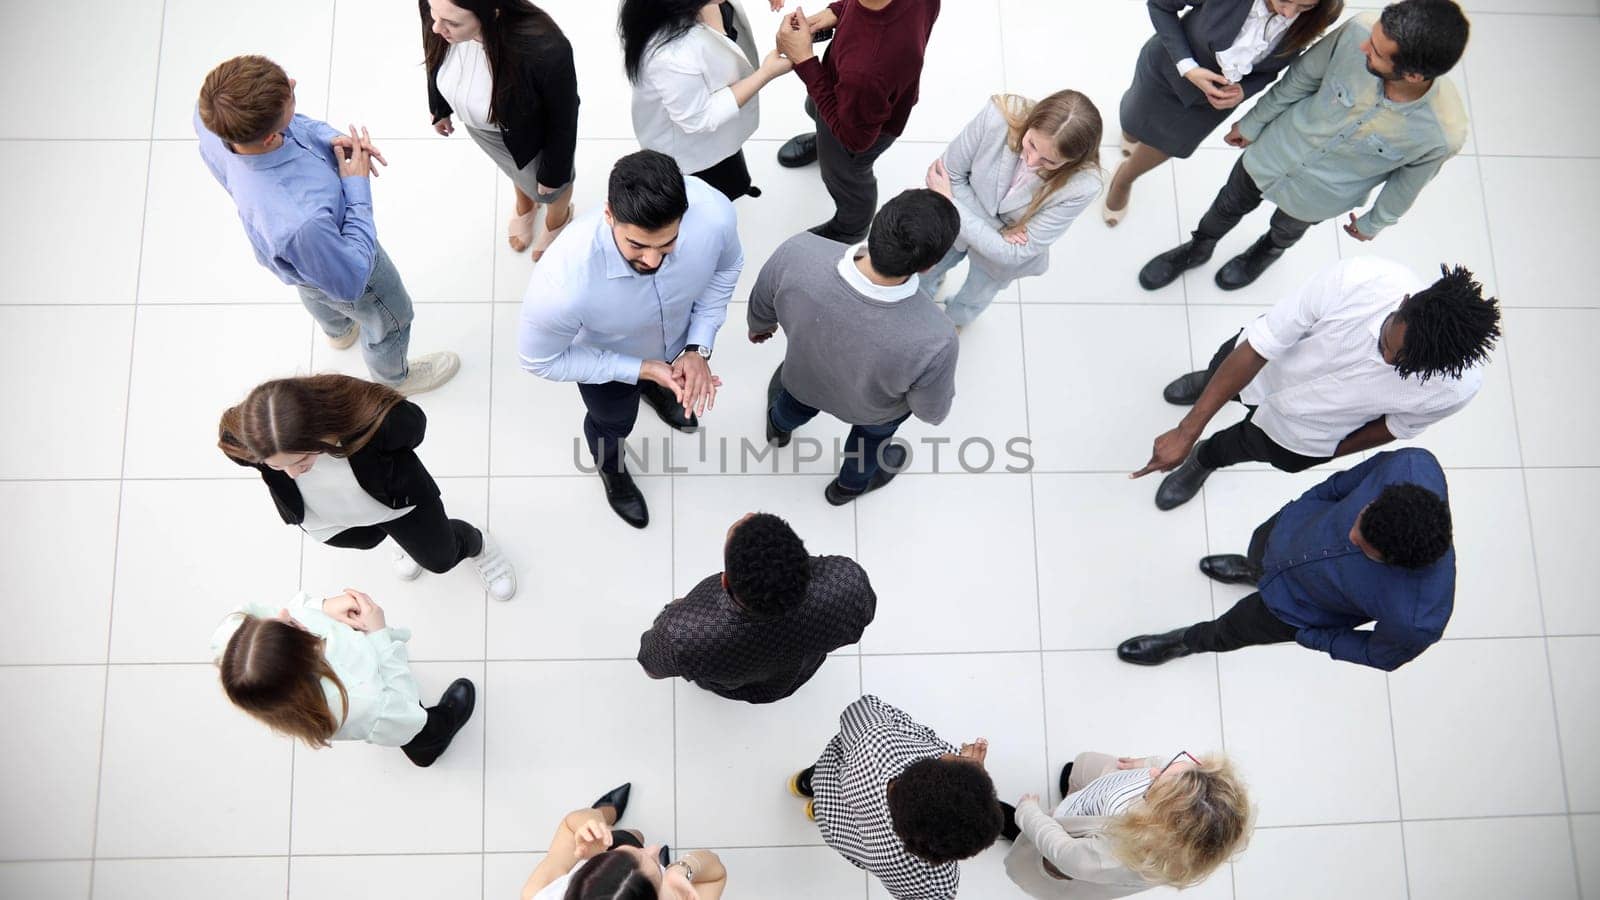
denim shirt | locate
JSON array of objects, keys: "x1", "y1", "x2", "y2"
[
  {"x1": 1261, "y1": 448, "x2": 1455, "y2": 671},
  {"x1": 1235, "y1": 13, "x2": 1468, "y2": 237}
]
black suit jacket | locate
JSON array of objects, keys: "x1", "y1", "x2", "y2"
[
  {"x1": 1148, "y1": 0, "x2": 1299, "y2": 109},
  {"x1": 229, "y1": 400, "x2": 440, "y2": 526}
]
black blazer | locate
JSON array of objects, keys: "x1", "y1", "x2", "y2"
[
  {"x1": 422, "y1": 5, "x2": 581, "y2": 190},
  {"x1": 1148, "y1": 0, "x2": 1299, "y2": 109},
  {"x1": 230, "y1": 400, "x2": 441, "y2": 526}
]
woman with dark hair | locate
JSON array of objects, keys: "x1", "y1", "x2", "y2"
[
  {"x1": 619, "y1": 0, "x2": 791, "y2": 201},
  {"x1": 211, "y1": 587, "x2": 475, "y2": 767},
  {"x1": 218, "y1": 374, "x2": 516, "y2": 600},
  {"x1": 518, "y1": 786, "x2": 728, "y2": 899},
  {"x1": 1104, "y1": 0, "x2": 1342, "y2": 225},
  {"x1": 422, "y1": 0, "x2": 579, "y2": 258}
]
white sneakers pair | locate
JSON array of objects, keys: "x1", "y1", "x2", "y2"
[
  {"x1": 390, "y1": 535, "x2": 518, "y2": 601},
  {"x1": 327, "y1": 326, "x2": 460, "y2": 398}
]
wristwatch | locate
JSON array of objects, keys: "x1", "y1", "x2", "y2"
[{"x1": 675, "y1": 343, "x2": 712, "y2": 362}]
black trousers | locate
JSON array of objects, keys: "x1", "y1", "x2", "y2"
[
  {"x1": 400, "y1": 703, "x2": 454, "y2": 765},
  {"x1": 325, "y1": 495, "x2": 482, "y2": 574},
  {"x1": 1182, "y1": 515, "x2": 1298, "y2": 652},
  {"x1": 692, "y1": 149, "x2": 754, "y2": 202},
  {"x1": 1190, "y1": 331, "x2": 1334, "y2": 474},
  {"x1": 1195, "y1": 158, "x2": 1318, "y2": 250},
  {"x1": 806, "y1": 98, "x2": 897, "y2": 244},
  {"x1": 578, "y1": 379, "x2": 680, "y2": 473}
]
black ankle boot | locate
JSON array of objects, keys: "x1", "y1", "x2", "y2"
[
  {"x1": 1215, "y1": 234, "x2": 1285, "y2": 291},
  {"x1": 778, "y1": 133, "x2": 818, "y2": 168},
  {"x1": 1155, "y1": 444, "x2": 1214, "y2": 511},
  {"x1": 1138, "y1": 237, "x2": 1217, "y2": 291}
]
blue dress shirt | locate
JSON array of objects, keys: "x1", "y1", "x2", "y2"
[
  {"x1": 517, "y1": 177, "x2": 742, "y2": 385},
  {"x1": 195, "y1": 110, "x2": 378, "y2": 301},
  {"x1": 1261, "y1": 448, "x2": 1455, "y2": 671}
]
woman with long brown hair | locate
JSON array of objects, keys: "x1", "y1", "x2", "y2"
[
  {"x1": 218, "y1": 374, "x2": 516, "y2": 600},
  {"x1": 923, "y1": 91, "x2": 1103, "y2": 328},
  {"x1": 211, "y1": 587, "x2": 475, "y2": 766},
  {"x1": 1103, "y1": 0, "x2": 1342, "y2": 226}
]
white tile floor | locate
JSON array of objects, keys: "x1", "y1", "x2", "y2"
[{"x1": 0, "y1": 0, "x2": 1596, "y2": 897}]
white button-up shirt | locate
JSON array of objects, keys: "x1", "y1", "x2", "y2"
[
  {"x1": 518, "y1": 176, "x2": 742, "y2": 385},
  {"x1": 1238, "y1": 257, "x2": 1483, "y2": 457},
  {"x1": 1177, "y1": 0, "x2": 1296, "y2": 82},
  {"x1": 631, "y1": 18, "x2": 760, "y2": 175}
]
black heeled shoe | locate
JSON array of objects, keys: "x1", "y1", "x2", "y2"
[{"x1": 591, "y1": 783, "x2": 632, "y2": 822}]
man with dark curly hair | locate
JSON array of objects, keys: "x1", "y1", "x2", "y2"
[
  {"x1": 1119, "y1": 447, "x2": 1455, "y2": 671},
  {"x1": 636, "y1": 512, "x2": 875, "y2": 703},
  {"x1": 789, "y1": 695, "x2": 1005, "y2": 899},
  {"x1": 1132, "y1": 257, "x2": 1500, "y2": 510}
]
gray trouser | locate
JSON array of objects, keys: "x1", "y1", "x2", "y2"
[
  {"x1": 297, "y1": 243, "x2": 413, "y2": 385},
  {"x1": 806, "y1": 97, "x2": 897, "y2": 244},
  {"x1": 463, "y1": 124, "x2": 571, "y2": 203},
  {"x1": 924, "y1": 247, "x2": 1010, "y2": 327}
]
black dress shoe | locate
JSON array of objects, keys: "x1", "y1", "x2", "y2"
[
  {"x1": 1162, "y1": 370, "x2": 1210, "y2": 406},
  {"x1": 1155, "y1": 444, "x2": 1214, "y2": 511},
  {"x1": 599, "y1": 467, "x2": 649, "y2": 529},
  {"x1": 658, "y1": 846, "x2": 672, "y2": 868},
  {"x1": 1214, "y1": 234, "x2": 1284, "y2": 291},
  {"x1": 824, "y1": 443, "x2": 907, "y2": 506},
  {"x1": 1117, "y1": 628, "x2": 1194, "y2": 666},
  {"x1": 640, "y1": 380, "x2": 698, "y2": 432},
  {"x1": 591, "y1": 783, "x2": 632, "y2": 821},
  {"x1": 745, "y1": 185, "x2": 763, "y2": 198},
  {"x1": 1138, "y1": 237, "x2": 1216, "y2": 291},
  {"x1": 1058, "y1": 761, "x2": 1074, "y2": 800},
  {"x1": 766, "y1": 366, "x2": 792, "y2": 447},
  {"x1": 778, "y1": 132, "x2": 818, "y2": 168},
  {"x1": 403, "y1": 678, "x2": 476, "y2": 767},
  {"x1": 1200, "y1": 553, "x2": 1263, "y2": 585},
  {"x1": 998, "y1": 801, "x2": 1020, "y2": 842},
  {"x1": 789, "y1": 766, "x2": 815, "y2": 798}
]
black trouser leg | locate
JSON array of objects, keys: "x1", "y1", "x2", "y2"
[
  {"x1": 691, "y1": 150, "x2": 754, "y2": 202},
  {"x1": 380, "y1": 496, "x2": 482, "y2": 573},
  {"x1": 1194, "y1": 158, "x2": 1267, "y2": 243},
  {"x1": 1246, "y1": 513, "x2": 1279, "y2": 568},
  {"x1": 324, "y1": 525, "x2": 389, "y2": 551},
  {"x1": 1182, "y1": 592, "x2": 1299, "y2": 653},
  {"x1": 400, "y1": 704, "x2": 453, "y2": 764},
  {"x1": 578, "y1": 381, "x2": 643, "y2": 474},
  {"x1": 1266, "y1": 207, "x2": 1316, "y2": 250},
  {"x1": 1196, "y1": 413, "x2": 1332, "y2": 473},
  {"x1": 807, "y1": 98, "x2": 896, "y2": 244}
]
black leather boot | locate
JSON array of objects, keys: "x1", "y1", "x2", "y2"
[
  {"x1": 1215, "y1": 234, "x2": 1284, "y2": 291},
  {"x1": 1200, "y1": 553, "x2": 1263, "y2": 585},
  {"x1": 778, "y1": 133, "x2": 818, "y2": 168},
  {"x1": 1117, "y1": 628, "x2": 1194, "y2": 666},
  {"x1": 825, "y1": 444, "x2": 907, "y2": 506},
  {"x1": 1138, "y1": 237, "x2": 1216, "y2": 290},
  {"x1": 1155, "y1": 444, "x2": 1214, "y2": 511},
  {"x1": 402, "y1": 678, "x2": 476, "y2": 767},
  {"x1": 1162, "y1": 370, "x2": 1210, "y2": 405},
  {"x1": 599, "y1": 466, "x2": 649, "y2": 529}
]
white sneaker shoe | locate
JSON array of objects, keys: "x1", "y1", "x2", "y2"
[
  {"x1": 392, "y1": 544, "x2": 423, "y2": 582},
  {"x1": 393, "y1": 351, "x2": 461, "y2": 396},
  {"x1": 330, "y1": 322, "x2": 360, "y2": 350},
  {"x1": 472, "y1": 535, "x2": 517, "y2": 601}
]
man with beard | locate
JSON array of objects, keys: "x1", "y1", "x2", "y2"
[
  {"x1": 519, "y1": 150, "x2": 742, "y2": 528},
  {"x1": 1137, "y1": 0, "x2": 1470, "y2": 293}
]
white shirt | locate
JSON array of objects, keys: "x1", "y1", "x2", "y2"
[
  {"x1": 1056, "y1": 768, "x2": 1151, "y2": 818},
  {"x1": 632, "y1": 20, "x2": 760, "y2": 174},
  {"x1": 1238, "y1": 258, "x2": 1484, "y2": 457},
  {"x1": 837, "y1": 242, "x2": 920, "y2": 303},
  {"x1": 1177, "y1": 0, "x2": 1297, "y2": 82},
  {"x1": 438, "y1": 39, "x2": 494, "y2": 130},
  {"x1": 295, "y1": 452, "x2": 414, "y2": 543}
]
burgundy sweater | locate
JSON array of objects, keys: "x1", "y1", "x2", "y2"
[{"x1": 793, "y1": 0, "x2": 940, "y2": 153}]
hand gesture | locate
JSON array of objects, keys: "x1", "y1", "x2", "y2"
[
  {"x1": 925, "y1": 158, "x2": 953, "y2": 199},
  {"x1": 1002, "y1": 223, "x2": 1030, "y2": 246},
  {"x1": 775, "y1": 7, "x2": 813, "y2": 63},
  {"x1": 333, "y1": 124, "x2": 386, "y2": 178},
  {"x1": 671, "y1": 352, "x2": 720, "y2": 418},
  {"x1": 768, "y1": 0, "x2": 784, "y2": 10},
  {"x1": 1017, "y1": 792, "x2": 1040, "y2": 808},
  {"x1": 432, "y1": 115, "x2": 454, "y2": 137},
  {"x1": 640, "y1": 360, "x2": 687, "y2": 408},
  {"x1": 1342, "y1": 213, "x2": 1373, "y2": 242},
  {"x1": 1115, "y1": 756, "x2": 1148, "y2": 770},
  {"x1": 571, "y1": 819, "x2": 611, "y2": 861},
  {"x1": 660, "y1": 866, "x2": 698, "y2": 900},
  {"x1": 761, "y1": 46, "x2": 795, "y2": 76},
  {"x1": 957, "y1": 738, "x2": 990, "y2": 766},
  {"x1": 749, "y1": 328, "x2": 776, "y2": 344},
  {"x1": 321, "y1": 590, "x2": 363, "y2": 628},
  {"x1": 348, "y1": 588, "x2": 388, "y2": 632},
  {"x1": 1224, "y1": 123, "x2": 1252, "y2": 148},
  {"x1": 1130, "y1": 425, "x2": 1199, "y2": 479},
  {"x1": 1184, "y1": 67, "x2": 1236, "y2": 109}
]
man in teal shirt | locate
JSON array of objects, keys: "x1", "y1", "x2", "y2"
[{"x1": 1139, "y1": 0, "x2": 1470, "y2": 292}]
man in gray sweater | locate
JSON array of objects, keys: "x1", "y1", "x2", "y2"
[{"x1": 749, "y1": 189, "x2": 961, "y2": 505}]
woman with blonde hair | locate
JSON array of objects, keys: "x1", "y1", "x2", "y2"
[
  {"x1": 211, "y1": 587, "x2": 475, "y2": 767},
  {"x1": 218, "y1": 374, "x2": 516, "y2": 600},
  {"x1": 1004, "y1": 751, "x2": 1252, "y2": 897},
  {"x1": 923, "y1": 90, "x2": 1103, "y2": 327}
]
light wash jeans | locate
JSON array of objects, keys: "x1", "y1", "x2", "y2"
[
  {"x1": 924, "y1": 247, "x2": 1010, "y2": 327},
  {"x1": 297, "y1": 243, "x2": 413, "y2": 384}
]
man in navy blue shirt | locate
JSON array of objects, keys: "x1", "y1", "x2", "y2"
[{"x1": 1118, "y1": 448, "x2": 1454, "y2": 671}]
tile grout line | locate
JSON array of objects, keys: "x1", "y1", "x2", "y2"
[
  {"x1": 1382, "y1": 676, "x2": 1413, "y2": 899},
  {"x1": 481, "y1": 154, "x2": 501, "y2": 900}
]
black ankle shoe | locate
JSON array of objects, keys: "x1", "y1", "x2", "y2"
[
  {"x1": 599, "y1": 467, "x2": 649, "y2": 529},
  {"x1": 1117, "y1": 628, "x2": 1194, "y2": 666},
  {"x1": 592, "y1": 783, "x2": 632, "y2": 821},
  {"x1": 640, "y1": 380, "x2": 697, "y2": 432},
  {"x1": 1155, "y1": 445, "x2": 1214, "y2": 511},
  {"x1": 1200, "y1": 553, "x2": 1263, "y2": 585},
  {"x1": 1162, "y1": 370, "x2": 1210, "y2": 406},
  {"x1": 1058, "y1": 761, "x2": 1074, "y2": 800},
  {"x1": 746, "y1": 185, "x2": 763, "y2": 198},
  {"x1": 998, "y1": 801, "x2": 1020, "y2": 842},
  {"x1": 778, "y1": 133, "x2": 818, "y2": 168},
  {"x1": 1138, "y1": 238, "x2": 1216, "y2": 291},
  {"x1": 403, "y1": 678, "x2": 476, "y2": 768},
  {"x1": 1215, "y1": 234, "x2": 1284, "y2": 291},
  {"x1": 824, "y1": 444, "x2": 907, "y2": 506},
  {"x1": 789, "y1": 766, "x2": 815, "y2": 798}
]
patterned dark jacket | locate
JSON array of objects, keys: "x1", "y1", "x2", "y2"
[{"x1": 636, "y1": 556, "x2": 876, "y2": 703}]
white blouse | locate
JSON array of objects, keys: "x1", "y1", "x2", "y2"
[
  {"x1": 438, "y1": 39, "x2": 495, "y2": 130},
  {"x1": 1176, "y1": 0, "x2": 1297, "y2": 83},
  {"x1": 295, "y1": 452, "x2": 413, "y2": 543},
  {"x1": 631, "y1": 20, "x2": 760, "y2": 175}
]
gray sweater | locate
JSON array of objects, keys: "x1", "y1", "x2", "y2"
[{"x1": 748, "y1": 234, "x2": 959, "y2": 426}]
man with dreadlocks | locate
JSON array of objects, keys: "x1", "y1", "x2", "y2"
[{"x1": 1130, "y1": 256, "x2": 1500, "y2": 510}]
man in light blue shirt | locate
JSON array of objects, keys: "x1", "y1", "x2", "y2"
[
  {"x1": 196, "y1": 55, "x2": 457, "y2": 394},
  {"x1": 1139, "y1": 0, "x2": 1470, "y2": 293},
  {"x1": 519, "y1": 150, "x2": 742, "y2": 528}
]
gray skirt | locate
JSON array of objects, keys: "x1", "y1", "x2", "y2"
[
  {"x1": 464, "y1": 124, "x2": 570, "y2": 203},
  {"x1": 1119, "y1": 34, "x2": 1234, "y2": 159}
]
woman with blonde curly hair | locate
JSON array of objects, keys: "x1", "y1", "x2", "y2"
[{"x1": 1003, "y1": 751, "x2": 1251, "y2": 897}]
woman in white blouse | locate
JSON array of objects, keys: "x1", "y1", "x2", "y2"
[
  {"x1": 923, "y1": 91, "x2": 1104, "y2": 327},
  {"x1": 1004, "y1": 751, "x2": 1252, "y2": 898},
  {"x1": 212, "y1": 588, "x2": 474, "y2": 767},
  {"x1": 620, "y1": 0, "x2": 792, "y2": 201},
  {"x1": 1105, "y1": 0, "x2": 1341, "y2": 225},
  {"x1": 519, "y1": 792, "x2": 728, "y2": 900}
]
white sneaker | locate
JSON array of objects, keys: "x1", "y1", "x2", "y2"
[
  {"x1": 393, "y1": 351, "x2": 461, "y2": 396},
  {"x1": 472, "y1": 535, "x2": 517, "y2": 601},
  {"x1": 392, "y1": 544, "x2": 423, "y2": 582},
  {"x1": 330, "y1": 322, "x2": 360, "y2": 350}
]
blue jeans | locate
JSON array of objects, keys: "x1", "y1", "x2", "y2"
[
  {"x1": 297, "y1": 243, "x2": 413, "y2": 385},
  {"x1": 769, "y1": 387, "x2": 908, "y2": 493},
  {"x1": 924, "y1": 247, "x2": 1010, "y2": 327}
]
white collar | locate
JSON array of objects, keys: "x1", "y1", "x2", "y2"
[{"x1": 836, "y1": 242, "x2": 919, "y2": 302}]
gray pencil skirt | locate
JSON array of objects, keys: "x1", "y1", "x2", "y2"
[
  {"x1": 1119, "y1": 34, "x2": 1233, "y2": 159},
  {"x1": 464, "y1": 124, "x2": 571, "y2": 203}
]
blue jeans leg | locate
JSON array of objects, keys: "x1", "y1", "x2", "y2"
[
  {"x1": 297, "y1": 243, "x2": 414, "y2": 385},
  {"x1": 769, "y1": 387, "x2": 820, "y2": 434},
  {"x1": 923, "y1": 247, "x2": 966, "y2": 297},
  {"x1": 943, "y1": 260, "x2": 1010, "y2": 327},
  {"x1": 838, "y1": 418, "x2": 907, "y2": 493}
]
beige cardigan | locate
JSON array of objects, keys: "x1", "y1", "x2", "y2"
[{"x1": 1003, "y1": 753, "x2": 1159, "y2": 899}]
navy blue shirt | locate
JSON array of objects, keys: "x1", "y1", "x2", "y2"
[{"x1": 1261, "y1": 448, "x2": 1454, "y2": 671}]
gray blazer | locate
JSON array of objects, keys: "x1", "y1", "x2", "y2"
[
  {"x1": 1149, "y1": 0, "x2": 1300, "y2": 108},
  {"x1": 941, "y1": 99, "x2": 1101, "y2": 283},
  {"x1": 1003, "y1": 753, "x2": 1161, "y2": 899}
]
